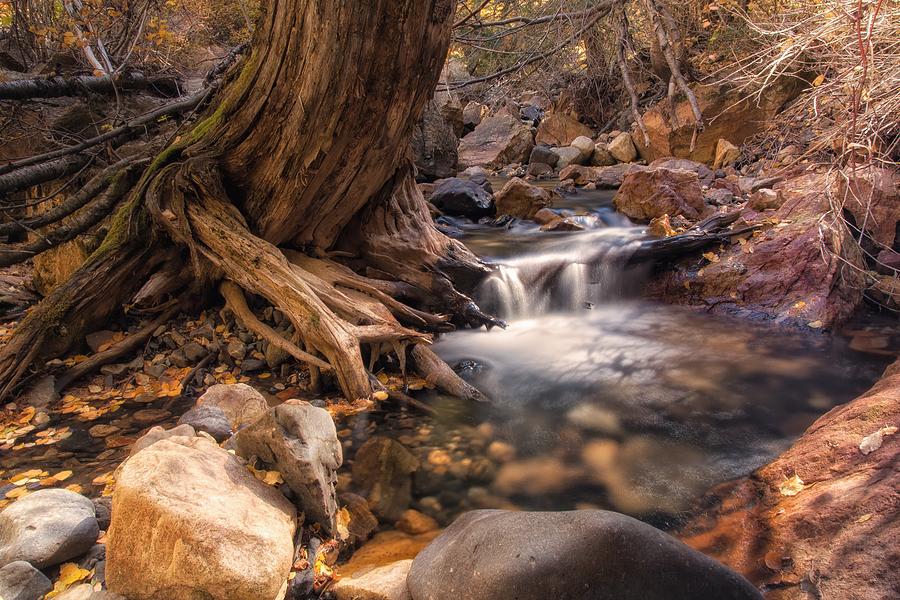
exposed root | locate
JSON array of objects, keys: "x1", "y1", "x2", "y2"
[
  {"x1": 219, "y1": 280, "x2": 332, "y2": 372},
  {"x1": 410, "y1": 345, "x2": 485, "y2": 402}
]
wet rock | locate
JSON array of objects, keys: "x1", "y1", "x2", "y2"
[
  {"x1": 558, "y1": 163, "x2": 635, "y2": 188},
  {"x1": 714, "y1": 138, "x2": 741, "y2": 169},
  {"x1": 614, "y1": 167, "x2": 708, "y2": 222},
  {"x1": 492, "y1": 457, "x2": 583, "y2": 496},
  {"x1": 195, "y1": 383, "x2": 269, "y2": 431},
  {"x1": 19, "y1": 375, "x2": 58, "y2": 408},
  {"x1": 0, "y1": 561, "x2": 52, "y2": 600},
  {"x1": 535, "y1": 113, "x2": 593, "y2": 146},
  {"x1": 182, "y1": 342, "x2": 207, "y2": 362},
  {"x1": 352, "y1": 437, "x2": 419, "y2": 522},
  {"x1": 332, "y1": 559, "x2": 412, "y2": 600},
  {"x1": 681, "y1": 359, "x2": 900, "y2": 600},
  {"x1": 408, "y1": 510, "x2": 761, "y2": 600},
  {"x1": 240, "y1": 358, "x2": 266, "y2": 372},
  {"x1": 608, "y1": 131, "x2": 638, "y2": 163},
  {"x1": 0, "y1": 489, "x2": 99, "y2": 569},
  {"x1": 129, "y1": 423, "x2": 196, "y2": 457},
  {"x1": 528, "y1": 145, "x2": 558, "y2": 167},
  {"x1": 395, "y1": 509, "x2": 439, "y2": 535},
  {"x1": 340, "y1": 530, "x2": 440, "y2": 577},
  {"x1": 493, "y1": 177, "x2": 556, "y2": 219},
  {"x1": 88, "y1": 424, "x2": 120, "y2": 438},
  {"x1": 457, "y1": 113, "x2": 534, "y2": 170},
  {"x1": 428, "y1": 178, "x2": 494, "y2": 220},
  {"x1": 591, "y1": 142, "x2": 616, "y2": 166},
  {"x1": 532, "y1": 208, "x2": 558, "y2": 226},
  {"x1": 541, "y1": 217, "x2": 584, "y2": 232},
  {"x1": 550, "y1": 146, "x2": 583, "y2": 170},
  {"x1": 525, "y1": 162, "x2": 553, "y2": 178},
  {"x1": 107, "y1": 436, "x2": 296, "y2": 600},
  {"x1": 230, "y1": 400, "x2": 342, "y2": 534},
  {"x1": 486, "y1": 440, "x2": 516, "y2": 463},
  {"x1": 566, "y1": 403, "x2": 622, "y2": 435},
  {"x1": 340, "y1": 493, "x2": 379, "y2": 546},
  {"x1": 177, "y1": 405, "x2": 232, "y2": 442},
  {"x1": 632, "y1": 79, "x2": 804, "y2": 164},
  {"x1": 132, "y1": 408, "x2": 170, "y2": 425}
]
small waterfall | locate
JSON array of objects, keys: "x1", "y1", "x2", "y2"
[{"x1": 477, "y1": 227, "x2": 645, "y2": 319}]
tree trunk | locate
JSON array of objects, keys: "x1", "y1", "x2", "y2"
[{"x1": 0, "y1": 0, "x2": 492, "y2": 402}]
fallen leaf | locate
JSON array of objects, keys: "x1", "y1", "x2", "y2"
[
  {"x1": 779, "y1": 474, "x2": 806, "y2": 496},
  {"x1": 807, "y1": 320, "x2": 824, "y2": 329},
  {"x1": 372, "y1": 390, "x2": 389, "y2": 401},
  {"x1": 859, "y1": 426, "x2": 898, "y2": 455}
]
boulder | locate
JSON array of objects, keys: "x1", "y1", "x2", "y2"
[
  {"x1": 570, "y1": 135, "x2": 595, "y2": 161},
  {"x1": 0, "y1": 489, "x2": 98, "y2": 569},
  {"x1": 408, "y1": 510, "x2": 762, "y2": 600},
  {"x1": 713, "y1": 138, "x2": 741, "y2": 169},
  {"x1": 0, "y1": 561, "x2": 52, "y2": 600},
  {"x1": 129, "y1": 423, "x2": 196, "y2": 457},
  {"x1": 457, "y1": 113, "x2": 534, "y2": 170},
  {"x1": 535, "y1": 113, "x2": 593, "y2": 146},
  {"x1": 614, "y1": 167, "x2": 707, "y2": 222},
  {"x1": 528, "y1": 145, "x2": 558, "y2": 167},
  {"x1": 681, "y1": 359, "x2": 900, "y2": 600},
  {"x1": 748, "y1": 188, "x2": 782, "y2": 211},
  {"x1": 632, "y1": 80, "x2": 805, "y2": 164},
  {"x1": 550, "y1": 146, "x2": 584, "y2": 170},
  {"x1": 462, "y1": 102, "x2": 487, "y2": 132},
  {"x1": 838, "y1": 165, "x2": 900, "y2": 248},
  {"x1": 428, "y1": 178, "x2": 494, "y2": 219},
  {"x1": 412, "y1": 98, "x2": 459, "y2": 182},
  {"x1": 608, "y1": 132, "x2": 638, "y2": 163},
  {"x1": 230, "y1": 400, "x2": 343, "y2": 534},
  {"x1": 645, "y1": 172, "x2": 867, "y2": 328},
  {"x1": 559, "y1": 163, "x2": 635, "y2": 188},
  {"x1": 493, "y1": 178, "x2": 556, "y2": 219},
  {"x1": 591, "y1": 143, "x2": 616, "y2": 166},
  {"x1": 195, "y1": 383, "x2": 269, "y2": 431},
  {"x1": 525, "y1": 162, "x2": 553, "y2": 179},
  {"x1": 107, "y1": 436, "x2": 296, "y2": 600},
  {"x1": 332, "y1": 559, "x2": 412, "y2": 600},
  {"x1": 176, "y1": 405, "x2": 232, "y2": 442},
  {"x1": 352, "y1": 437, "x2": 419, "y2": 522},
  {"x1": 648, "y1": 158, "x2": 715, "y2": 186}
]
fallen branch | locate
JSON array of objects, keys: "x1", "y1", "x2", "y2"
[
  {"x1": 0, "y1": 73, "x2": 182, "y2": 101},
  {"x1": 629, "y1": 211, "x2": 753, "y2": 262}
]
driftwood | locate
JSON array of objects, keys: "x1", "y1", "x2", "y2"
[{"x1": 629, "y1": 211, "x2": 752, "y2": 263}]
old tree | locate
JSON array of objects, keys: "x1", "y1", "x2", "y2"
[{"x1": 0, "y1": 0, "x2": 495, "y2": 402}]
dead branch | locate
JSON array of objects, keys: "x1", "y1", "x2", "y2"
[{"x1": 0, "y1": 73, "x2": 182, "y2": 101}]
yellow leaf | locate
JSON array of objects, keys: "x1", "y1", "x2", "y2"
[
  {"x1": 5, "y1": 487, "x2": 29, "y2": 499},
  {"x1": 807, "y1": 320, "x2": 824, "y2": 329},
  {"x1": 812, "y1": 74, "x2": 825, "y2": 87},
  {"x1": 779, "y1": 474, "x2": 806, "y2": 497},
  {"x1": 702, "y1": 252, "x2": 719, "y2": 263},
  {"x1": 53, "y1": 470, "x2": 73, "y2": 481},
  {"x1": 45, "y1": 563, "x2": 92, "y2": 597},
  {"x1": 372, "y1": 390, "x2": 389, "y2": 401},
  {"x1": 335, "y1": 507, "x2": 351, "y2": 541}
]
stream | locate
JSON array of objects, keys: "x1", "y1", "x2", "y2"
[{"x1": 375, "y1": 181, "x2": 892, "y2": 528}]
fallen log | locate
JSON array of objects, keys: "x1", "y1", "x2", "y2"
[{"x1": 628, "y1": 211, "x2": 753, "y2": 263}]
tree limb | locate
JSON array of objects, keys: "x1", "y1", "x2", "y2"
[{"x1": 0, "y1": 73, "x2": 182, "y2": 101}]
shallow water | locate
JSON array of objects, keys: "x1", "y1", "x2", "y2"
[{"x1": 385, "y1": 182, "x2": 891, "y2": 526}]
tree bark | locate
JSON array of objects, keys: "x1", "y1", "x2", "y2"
[{"x1": 1, "y1": 0, "x2": 491, "y2": 402}]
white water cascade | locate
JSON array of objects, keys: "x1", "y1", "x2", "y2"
[{"x1": 476, "y1": 227, "x2": 646, "y2": 319}]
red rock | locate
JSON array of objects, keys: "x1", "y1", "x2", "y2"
[
  {"x1": 680, "y1": 359, "x2": 900, "y2": 600},
  {"x1": 558, "y1": 163, "x2": 636, "y2": 188},
  {"x1": 614, "y1": 167, "x2": 708, "y2": 222},
  {"x1": 534, "y1": 113, "x2": 593, "y2": 146},
  {"x1": 493, "y1": 177, "x2": 557, "y2": 219},
  {"x1": 646, "y1": 172, "x2": 867, "y2": 329},
  {"x1": 838, "y1": 166, "x2": 900, "y2": 248},
  {"x1": 458, "y1": 114, "x2": 534, "y2": 170}
]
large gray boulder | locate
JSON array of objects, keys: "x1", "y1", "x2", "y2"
[
  {"x1": 0, "y1": 561, "x2": 52, "y2": 600},
  {"x1": 457, "y1": 113, "x2": 534, "y2": 170},
  {"x1": 230, "y1": 400, "x2": 343, "y2": 535},
  {"x1": 428, "y1": 178, "x2": 494, "y2": 220},
  {"x1": 408, "y1": 510, "x2": 762, "y2": 600},
  {"x1": 0, "y1": 489, "x2": 98, "y2": 569}
]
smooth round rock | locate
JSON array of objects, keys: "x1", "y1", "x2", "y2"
[
  {"x1": 0, "y1": 561, "x2": 52, "y2": 600},
  {"x1": 177, "y1": 405, "x2": 232, "y2": 442},
  {"x1": 0, "y1": 489, "x2": 98, "y2": 569},
  {"x1": 407, "y1": 510, "x2": 762, "y2": 600}
]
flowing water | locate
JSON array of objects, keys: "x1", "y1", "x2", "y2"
[{"x1": 382, "y1": 182, "x2": 894, "y2": 527}]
